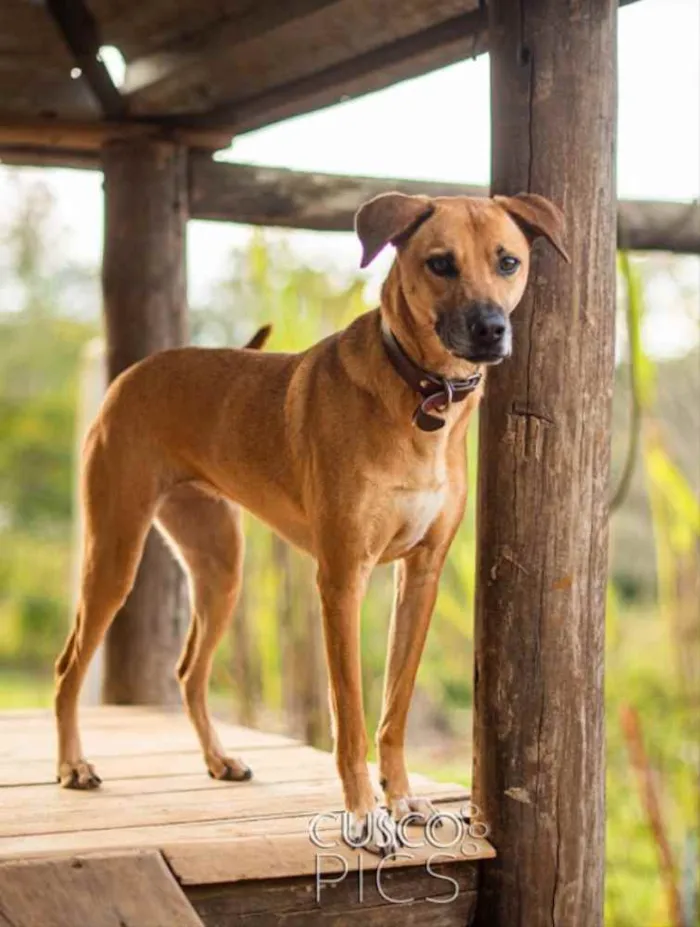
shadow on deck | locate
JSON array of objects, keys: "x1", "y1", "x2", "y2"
[{"x1": 0, "y1": 707, "x2": 493, "y2": 925}]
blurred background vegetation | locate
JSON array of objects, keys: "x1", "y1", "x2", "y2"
[{"x1": 0, "y1": 174, "x2": 697, "y2": 926}]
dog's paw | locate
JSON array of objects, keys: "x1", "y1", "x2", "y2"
[
  {"x1": 388, "y1": 795, "x2": 439, "y2": 826},
  {"x1": 57, "y1": 759, "x2": 102, "y2": 790},
  {"x1": 343, "y1": 806, "x2": 403, "y2": 857},
  {"x1": 206, "y1": 754, "x2": 253, "y2": 782}
]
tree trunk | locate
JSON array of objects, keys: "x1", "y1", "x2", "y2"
[
  {"x1": 100, "y1": 138, "x2": 189, "y2": 705},
  {"x1": 473, "y1": 2, "x2": 616, "y2": 925}
]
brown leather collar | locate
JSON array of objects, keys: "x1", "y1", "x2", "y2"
[{"x1": 381, "y1": 324, "x2": 482, "y2": 432}]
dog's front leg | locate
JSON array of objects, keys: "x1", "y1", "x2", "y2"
[
  {"x1": 376, "y1": 544, "x2": 446, "y2": 823},
  {"x1": 317, "y1": 564, "x2": 400, "y2": 856}
]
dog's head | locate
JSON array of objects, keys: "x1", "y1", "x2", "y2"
[{"x1": 355, "y1": 192, "x2": 570, "y2": 371}]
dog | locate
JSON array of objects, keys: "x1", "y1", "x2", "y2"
[{"x1": 54, "y1": 191, "x2": 568, "y2": 853}]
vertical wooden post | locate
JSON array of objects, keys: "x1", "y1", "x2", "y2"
[
  {"x1": 473, "y1": 2, "x2": 616, "y2": 925},
  {"x1": 100, "y1": 138, "x2": 189, "y2": 705}
]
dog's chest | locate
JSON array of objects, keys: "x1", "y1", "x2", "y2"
[{"x1": 390, "y1": 485, "x2": 447, "y2": 553}]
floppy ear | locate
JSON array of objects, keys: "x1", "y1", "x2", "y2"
[
  {"x1": 354, "y1": 192, "x2": 434, "y2": 268},
  {"x1": 494, "y1": 193, "x2": 571, "y2": 263}
]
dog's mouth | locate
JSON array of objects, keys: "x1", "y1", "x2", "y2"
[{"x1": 452, "y1": 348, "x2": 510, "y2": 365}]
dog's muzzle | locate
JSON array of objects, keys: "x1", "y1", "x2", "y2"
[{"x1": 435, "y1": 301, "x2": 512, "y2": 364}]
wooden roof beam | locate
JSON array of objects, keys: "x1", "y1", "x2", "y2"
[
  {"x1": 45, "y1": 0, "x2": 125, "y2": 118},
  {"x1": 187, "y1": 159, "x2": 700, "y2": 255},
  {"x1": 0, "y1": 118, "x2": 232, "y2": 153},
  {"x1": 183, "y1": 9, "x2": 489, "y2": 133},
  {"x1": 123, "y1": 0, "x2": 342, "y2": 97},
  {"x1": 170, "y1": 0, "x2": 643, "y2": 134}
]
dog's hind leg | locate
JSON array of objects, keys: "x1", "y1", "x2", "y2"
[
  {"x1": 156, "y1": 483, "x2": 251, "y2": 782},
  {"x1": 55, "y1": 432, "x2": 161, "y2": 788}
]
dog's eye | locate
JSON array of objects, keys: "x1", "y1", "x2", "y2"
[
  {"x1": 498, "y1": 254, "x2": 521, "y2": 276},
  {"x1": 426, "y1": 254, "x2": 458, "y2": 278}
]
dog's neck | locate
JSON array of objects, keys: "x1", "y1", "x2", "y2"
[{"x1": 379, "y1": 323, "x2": 482, "y2": 431}]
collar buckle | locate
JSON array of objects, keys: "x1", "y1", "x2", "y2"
[
  {"x1": 436, "y1": 377, "x2": 454, "y2": 412},
  {"x1": 381, "y1": 323, "x2": 482, "y2": 432}
]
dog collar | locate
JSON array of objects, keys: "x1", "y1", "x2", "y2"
[{"x1": 380, "y1": 324, "x2": 482, "y2": 432}]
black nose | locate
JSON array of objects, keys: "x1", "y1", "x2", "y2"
[
  {"x1": 468, "y1": 305, "x2": 506, "y2": 346},
  {"x1": 434, "y1": 300, "x2": 511, "y2": 362}
]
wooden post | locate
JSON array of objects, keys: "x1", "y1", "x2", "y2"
[
  {"x1": 473, "y1": 2, "x2": 616, "y2": 925},
  {"x1": 100, "y1": 138, "x2": 189, "y2": 705}
]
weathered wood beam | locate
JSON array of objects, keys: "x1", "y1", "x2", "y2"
[
  {"x1": 124, "y1": 0, "x2": 341, "y2": 96},
  {"x1": 0, "y1": 146, "x2": 99, "y2": 171},
  {"x1": 187, "y1": 159, "x2": 700, "y2": 254},
  {"x1": 0, "y1": 118, "x2": 232, "y2": 153},
  {"x1": 188, "y1": 160, "x2": 488, "y2": 227},
  {"x1": 101, "y1": 138, "x2": 189, "y2": 705},
  {"x1": 2, "y1": 148, "x2": 697, "y2": 254},
  {"x1": 615, "y1": 199, "x2": 700, "y2": 254},
  {"x1": 187, "y1": 9, "x2": 488, "y2": 132},
  {"x1": 45, "y1": 0, "x2": 125, "y2": 117},
  {"x1": 473, "y1": 0, "x2": 616, "y2": 924}
]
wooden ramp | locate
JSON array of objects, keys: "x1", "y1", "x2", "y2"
[{"x1": 0, "y1": 707, "x2": 493, "y2": 925}]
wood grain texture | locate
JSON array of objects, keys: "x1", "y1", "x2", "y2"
[
  {"x1": 166, "y1": 830, "x2": 492, "y2": 886},
  {"x1": 0, "y1": 708, "x2": 298, "y2": 765},
  {"x1": 0, "y1": 777, "x2": 468, "y2": 839},
  {"x1": 0, "y1": 708, "x2": 482, "y2": 884},
  {"x1": 187, "y1": 862, "x2": 477, "y2": 917},
  {"x1": 0, "y1": 707, "x2": 487, "y2": 927},
  {"x1": 123, "y1": 0, "x2": 342, "y2": 96},
  {"x1": 191, "y1": 896, "x2": 477, "y2": 927},
  {"x1": 0, "y1": 798, "x2": 476, "y2": 862},
  {"x1": 0, "y1": 118, "x2": 233, "y2": 151},
  {"x1": 121, "y1": 0, "x2": 480, "y2": 116},
  {"x1": 0, "y1": 0, "x2": 647, "y2": 126},
  {"x1": 0, "y1": 850, "x2": 204, "y2": 927},
  {"x1": 122, "y1": 0, "x2": 644, "y2": 127},
  {"x1": 473, "y1": 1, "x2": 616, "y2": 925},
  {"x1": 0, "y1": 0, "x2": 98, "y2": 119},
  {"x1": 0, "y1": 748, "x2": 332, "y2": 791},
  {"x1": 175, "y1": 6, "x2": 486, "y2": 131},
  {"x1": 188, "y1": 865, "x2": 478, "y2": 925},
  {"x1": 100, "y1": 139, "x2": 189, "y2": 706}
]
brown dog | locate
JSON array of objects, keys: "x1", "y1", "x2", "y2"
[{"x1": 54, "y1": 191, "x2": 568, "y2": 852}]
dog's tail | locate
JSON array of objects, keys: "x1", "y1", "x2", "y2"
[{"x1": 244, "y1": 324, "x2": 272, "y2": 351}]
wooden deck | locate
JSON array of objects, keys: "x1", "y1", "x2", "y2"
[{"x1": 0, "y1": 706, "x2": 493, "y2": 925}]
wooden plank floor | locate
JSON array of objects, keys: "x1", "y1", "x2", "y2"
[{"x1": 0, "y1": 707, "x2": 493, "y2": 925}]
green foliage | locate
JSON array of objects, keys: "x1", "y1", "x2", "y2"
[
  {"x1": 0, "y1": 177, "x2": 98, "y2": 665},
  {"x1": 607, "y1": 256, "x2": 698, "y2": 927},
  {"x1": 0, "y1": 669, "x2": 53, "y2": 709},
  {"x1": 605, "y1": 608, "x2": 697, "y2": 927},
  {"x1": 0, "y1": 315, "x2": 96, "y2": 528}
]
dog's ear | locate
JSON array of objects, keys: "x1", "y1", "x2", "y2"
[
  {"x1": 355, "y1": 192, "x2": 434, "y2": 268},
  {"x1": 494, "y1": 193, "x2": 571, "y2": 263}
]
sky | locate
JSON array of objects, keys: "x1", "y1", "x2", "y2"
[{"x1": 0, "y1": 0, "x2": 698, "y2": 351}]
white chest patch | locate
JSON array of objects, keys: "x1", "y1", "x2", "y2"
[{"x1": 393, "y1": 487, "x2": 446, "y2": 551}]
